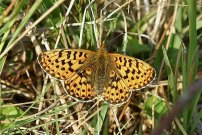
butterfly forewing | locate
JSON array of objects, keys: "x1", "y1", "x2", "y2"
[
  {"x1": 109, "y1": 53, "x2": 156, "y2": 90},
  {"x1": 38, "y1": 49, "x2": 94, "y2": 80}
]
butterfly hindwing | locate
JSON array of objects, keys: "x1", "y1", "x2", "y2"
[
  {"x1": 103, "y1": 70, "x2": 132, "y2": 104},
  {"x1": 64, "y1": 69, "x2": 96, "y2": 101}
]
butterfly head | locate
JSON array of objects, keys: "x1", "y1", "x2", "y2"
[{"x1": 98, "y1": 43, "x2": 107, "y2": 53}]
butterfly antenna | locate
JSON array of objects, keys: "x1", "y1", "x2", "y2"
[{"x1": 106, "y1": 32, "x2": 126, "y2": 46}]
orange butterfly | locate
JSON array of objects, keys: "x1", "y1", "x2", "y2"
[{"x1": 38, "y1": 45, "x2": 156, "y2": 105}]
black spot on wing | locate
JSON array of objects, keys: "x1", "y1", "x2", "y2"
[
  {"x1": 73, "y1": 51, "x2": 77, "y2": 59},
  {"x1": 58, "y1": 50, "x2": 63, "y2": 57}
]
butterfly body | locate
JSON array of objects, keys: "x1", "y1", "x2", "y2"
[
  {"x1": 38, "y1": 45, "x2": 156, "y2": 105},
  {"x1": 90, "y1": 47, "x2": 113, "y2": 95}
]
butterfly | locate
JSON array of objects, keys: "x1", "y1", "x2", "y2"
[{"x1": 38, "y1": 44, "x2": 156, "y2": 105}]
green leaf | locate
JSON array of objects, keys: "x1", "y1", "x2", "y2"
[{"x1": 144, "y1": 96, "x2": 168, "y2": 120}]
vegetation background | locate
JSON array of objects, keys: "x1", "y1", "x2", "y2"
[{"x1": 0, "y1": 0, "x2": 202, "y2": 134}]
